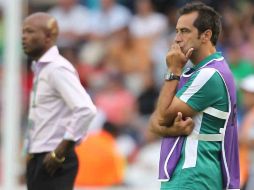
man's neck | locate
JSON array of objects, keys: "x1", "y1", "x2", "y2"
[
  {"x1": 191, "y1": 46, "x2": 216, "y2": 65},
  {"x1": 33, "y1": 44, "x2": 54, "y2": 61},
  {"x1": 32, "y1": 54, "x2": 43, "y2": 62}
]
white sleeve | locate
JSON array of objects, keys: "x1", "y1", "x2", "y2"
[{"x1": 49, "y1": 67, "x2": 97, "y2": 141}]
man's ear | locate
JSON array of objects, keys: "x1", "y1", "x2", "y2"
[
  {"x1": 44, "y1": 31, "x2": 52, "y2": 44},
  {"x1": 201, "y1": 29, "x2": 212, "y2": 43}
]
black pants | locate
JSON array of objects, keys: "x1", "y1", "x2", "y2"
[{"x1": 26, "y1": 150, "x2": 78, "y2": 190}]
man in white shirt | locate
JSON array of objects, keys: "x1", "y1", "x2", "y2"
[{"x1": 22, "y1": 12, "x2": 97, "y2": 190}]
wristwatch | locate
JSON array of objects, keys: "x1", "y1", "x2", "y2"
[
  {"x1": 164, "y1": 72, "x2": 180, "y2": 81},
  {"x1": 51, "y1": 151, "x2": 65, "y2": 163}
]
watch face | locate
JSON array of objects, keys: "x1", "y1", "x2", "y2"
[{"x1": 164, "y1": 72, "x2": 180, "y2": 81}]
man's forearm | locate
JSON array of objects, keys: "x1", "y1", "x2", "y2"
[
  {"x1": 150, "y1": 119, "x2": 179, "y2": 137},
  {"x1": 149, "y1": 112, "x2": 180, "y2": 137},
  {"x1": 156, "y1": 80, "x2": 179, "y2": 126},
  {"x1": 54, "y1": 140, "x2": 76, "y2": 158},
  {"x1": 149, "y1": 112, "x2": 194, "y2": 137}
]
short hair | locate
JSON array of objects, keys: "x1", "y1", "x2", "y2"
[{"x1": 179, "y1": 2, "x2": 222, "y2": 46}]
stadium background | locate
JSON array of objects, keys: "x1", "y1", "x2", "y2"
[{"x1": 1, "y1": 0, "x2": 254, "y2": 189}]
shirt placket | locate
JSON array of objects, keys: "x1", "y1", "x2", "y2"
[{"x1": 32, "y1": 77, "x2": 38, "y2": 108}]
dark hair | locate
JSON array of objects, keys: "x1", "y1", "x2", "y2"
[{"x1": 179, "y1": 2, "x2": 222, "y2": 46}]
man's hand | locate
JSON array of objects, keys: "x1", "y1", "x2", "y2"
[
  {"x1": 166, "y1": 43, "x2": 194, "y2": 74},
  {"x1": 43, "y1": 140, "x2": 75, "y2": 176},
  {"x1": 149, "y1": 112, "x2": 194, "y2": 137},
  {"x1": 172, "y1": 112, "x2": 194, "y2": 136},
  {"x1": 26, "y1": 154, "x2": 33, "y2": 165},
  {"x1": 43, "y1": 152, "x2": 63, "y2": 176}
]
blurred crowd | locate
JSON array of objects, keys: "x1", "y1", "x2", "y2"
[{"x1": 1, "y1": 0, "x2": 254, "y2": 189}]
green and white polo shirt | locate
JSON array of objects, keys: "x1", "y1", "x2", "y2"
[{"x1": 161, "y1": 53, "x2": 229, "y2": 190}]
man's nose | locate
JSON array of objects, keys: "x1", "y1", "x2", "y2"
[
  {"x1": 22, "y1": 33, "x2": 27, "y2": 41},
  {"x1": 175, "y1": 34, "x2": 182, "y2": 43}
]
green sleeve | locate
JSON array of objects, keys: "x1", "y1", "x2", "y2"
[{"x1": 176, "y1": 70, "x2": 228, "y2": 112}]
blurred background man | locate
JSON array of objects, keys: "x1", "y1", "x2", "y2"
[{"x1": 22, "y1": 12, "x2": 96, "y2": 190}]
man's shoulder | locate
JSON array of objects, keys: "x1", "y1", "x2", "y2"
[
  {"x1": 43, "y1": 55, "x2": 76, "y2": 75},
  {"x1": 190, "y1": 67, "x2": 223, "y2": 84},
  {"x1": 179, "y1": 67, "x2": 226, "y2": 97}
]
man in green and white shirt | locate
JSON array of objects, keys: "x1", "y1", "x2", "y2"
[{"x1": 149, "y1": 2, "x2": 239, "y2": 190}]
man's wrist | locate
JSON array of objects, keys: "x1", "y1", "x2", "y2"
[
  {"x1": 54, "y1": 140, "x2": 75, "y2": 158},
  {"x1": 164, "y1": 71, "x2": 180, "y2": 81},
  {"x1": 167, "y1": 68, "x2": 182, "y2": 76}
]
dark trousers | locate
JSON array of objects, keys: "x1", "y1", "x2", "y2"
[{"x1": 26, "y1": 150, "x2": 78, "y2": 190}]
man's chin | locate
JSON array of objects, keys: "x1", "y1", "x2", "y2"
[
  {"x1": 181, "y1": 47, "x2": 193, "y2": 55},
  {"x1": 23, "y1": 48, "x2": 30, "y2": 55},
  {"x1": 181, "y1": 48, "x2": 187, "y2": 55},
  {"x1": 23, "y1": 49, "x2": 34, "y2": 57}
]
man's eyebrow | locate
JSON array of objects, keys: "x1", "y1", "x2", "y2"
[
  {"x1": 176, "y1": 26, "x2": 190, "y2": 30},
  {"x1": 176, "y1": 27, "x2": 191, "y2": 32}
]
